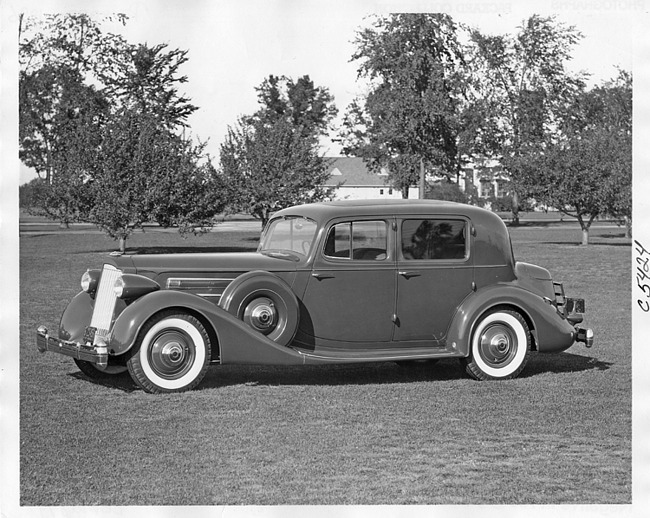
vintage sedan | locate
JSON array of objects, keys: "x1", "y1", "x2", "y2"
[{"x1": 37, "y1": 200, "x2": 593, "y2": 393}]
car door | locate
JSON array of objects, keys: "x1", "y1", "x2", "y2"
[
  {"x1": 394, "y1": 217, "x2": 474, "y2": 343},
  {"x1": 300, "y1": 218, "x2": 396, "y2": 343}
]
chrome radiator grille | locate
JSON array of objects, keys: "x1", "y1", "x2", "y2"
[{"x1": 89, "y1": 264, "x2": 122, "y2": 343}]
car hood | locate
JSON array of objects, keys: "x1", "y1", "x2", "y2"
[{"x1": 113, "y1": 251, "x2": 300, "y2": 276}]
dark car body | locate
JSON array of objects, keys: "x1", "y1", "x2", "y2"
[{"x1": 37, "y1": 200, "x2": 593, "y2": 393}]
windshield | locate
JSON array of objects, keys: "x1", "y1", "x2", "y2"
[{"x1": 258, "y1": 216, "x2": 318, "y2": 257}]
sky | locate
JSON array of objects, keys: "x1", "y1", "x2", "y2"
[{"x1": 7, "y1": 0, "x2": 644, "y2": 185}]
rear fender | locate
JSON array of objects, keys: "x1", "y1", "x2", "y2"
[
  {"x1": 447, "y1": 284, "x2": 577, "y2": 356},
  {"x1": 108, "y1": 290, "x2": 306, "y2": 365}
]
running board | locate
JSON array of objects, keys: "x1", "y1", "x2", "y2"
[{"x1": 292, "y1": 345, "x2": 463, "y2": 364}]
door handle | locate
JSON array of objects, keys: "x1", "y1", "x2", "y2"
[
  {"x1": 312, "y1": 272, "x2": 335, "y2": 280},
  {"x1": 398, "y1": 271, "x2": 421, "y2": 278}
]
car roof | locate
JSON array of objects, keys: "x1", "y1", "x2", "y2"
[
  {"x1": 273, "y1": 199, "x2": 497, "y2": 222},
  {"x1": 272, "y1": 199, "x2": 515, "y2": 267}
]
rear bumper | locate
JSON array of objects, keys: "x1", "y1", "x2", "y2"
[
  {"x1": 37, "y1": 326, "x2": 108, "y2": 366},
  {"x1": 575, "y1": 327, "x2": 594, "y2": 348}
]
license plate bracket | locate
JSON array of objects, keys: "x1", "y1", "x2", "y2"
[{"x1": 83, "y1": 326, "x2": 97, "y2": 345}]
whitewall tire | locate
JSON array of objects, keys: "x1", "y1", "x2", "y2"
[
  {"x1": 127, "y1": 311, "x2": 211, "y2": 393},
  {"x1": 464, "y1": 309, "x2": 530, "y2": 381}
]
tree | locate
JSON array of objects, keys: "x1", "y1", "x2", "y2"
[
  {"x1": 20, "y1": 13, "x2": 220, "y2": 248},
  {"x1": 220, "y1": 117, "x2": 333, "y2": 228},
  {"x1": 110, "y1": 43, "x2": 198, "y2": 128},
  {"x1": 252, "y1": 75, "x2": 337, "y2": 141},
  {"x1": 515, "y1": 70, "x2": 632, "y2": 244},
  {"x1": 340, "y1": 14, "x2": 467, "y2": 197},
  {"x1": 469, "y1": 15, "x2": 585, "y2": 223},
  {"x1": 90, "y1": 111, "x2": 221, "y2": 252},
  {"x1": 220, "y1": 75, "x2": 337, "y2": 228},
  {"x1": 19, "y1": 14, "x2": 129, "y2": 184},
  {"x1": 426, "y1": 180, "x2": 468, "y2": 204},
  {"x1": 20, "y1": 65, "x2": 109, "y2": 225}
]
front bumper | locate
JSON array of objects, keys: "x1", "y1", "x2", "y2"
[{"x1": 37, "y1": 326, "x2": 108, "y2": 367}]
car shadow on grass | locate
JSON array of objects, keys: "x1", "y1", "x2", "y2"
[
  {"x1": 543, "y1": 241, "x2": 630, "y2": 247},
  {"x1": 66, "y1": 352, "x2": 612, "y2": 393},
  {"x1": 67, "y1": 371, "x2": 139, "y2": 393},
  {"x1": 520, "y1": 351, "x2": 612, "y2": 378},
  {"x1": 197, "y1": 352, "x2": 612, "y2": 389}
]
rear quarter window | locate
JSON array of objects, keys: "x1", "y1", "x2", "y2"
[{"x1": 401, "y1": 219, "x2": 467, "y2": 260}]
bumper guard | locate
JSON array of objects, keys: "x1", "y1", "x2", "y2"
[
  {"x1": 37, "y1": 326, "x2": 108, "y2": 367},
  {"x1": 575, "y1": 327, "x2": 594, "y2": 348}
]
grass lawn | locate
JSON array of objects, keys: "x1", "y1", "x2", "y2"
[{"x1": 18, "y1": 224, "x2": 631, "y2": 505}]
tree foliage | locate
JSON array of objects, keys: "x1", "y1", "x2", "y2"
[
  {"x1": 19, "y1": 14, "x2": 126, "y2": 184},
  {"x1": 341, "y1": 14, "x2": 467, "y2": 196},
  {"x1": 252, "y1": 75, "x2": 337, "y2": 141},
  {"x1": 220, "y1": 117, "x2": 333, "y2": 228},
  {"x1": 426, "y1": 181, "x2": 468, "y2": 204},
  {"x1": 468, "y1": 15, "x2": 585, "y2": 222},
  {"x1": 19, "y1": 14, "x2": 220, "y2": 249},
  {"x1": 220, "y1": 76, "x2": 337, "y2": 227},
  {"x1": 515, "y1": 70, "x2": 632, "y2": 244},
  {"x1": 110, "y1": 43, "x2": 198, "y2": 128},
  {"x1": 19, "y1": 65, "x2": 109, "y2": 224},
  {"x1": 90, "y1": 111, "x2": 222, "y2": 251}
]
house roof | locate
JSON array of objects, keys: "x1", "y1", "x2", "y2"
[{"x1": 325, "y1": 157, "x2": 389, "y2": 187}]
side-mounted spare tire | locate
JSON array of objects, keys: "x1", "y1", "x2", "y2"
[{"x1": 219, "y1": 271, "x2": 300, "y2": 347}]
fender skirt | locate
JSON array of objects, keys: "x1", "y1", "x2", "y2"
[
  {"x1": 446, "y1": 284, "x2": 578, "y2": 356},
  {"x1": 108, "y1": 290, "x2": 307, "y2": 365}
]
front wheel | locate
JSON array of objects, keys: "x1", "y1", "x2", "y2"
[
  {"x1": 127, "y1": 311, "x2": 211, "y2": 393},
  {"x1": 464, "y1": 309, "x2": 530, "y2": 381}
]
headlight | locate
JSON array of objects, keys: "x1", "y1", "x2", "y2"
[
  {"x1": 81, "y1": 270, "x2": 100, "y2": 294},
  {"x1": 113, "y1": 277, "x2": 125, "y2": 298},
  {"x1": 113, "y1": 274, "x2": 160, "y2": 299}
]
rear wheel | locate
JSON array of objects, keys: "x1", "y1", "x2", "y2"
[
  {"x1": 127, "y1": 311, "x2": 211, "y2": 393},
  {"x1": 464, "y1": 309, "x2": 530, "y2": 381}
]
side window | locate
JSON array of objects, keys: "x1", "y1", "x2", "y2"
[
  {"x1": 324, "y1": 220, "x2": 387, "y2": 260},
  {"x1": 401, "y1": 219, "x2": 467, "y2": 260}
]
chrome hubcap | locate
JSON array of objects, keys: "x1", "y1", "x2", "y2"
[
  {"x1": 243, "y1": 297, "x2": 277, "y2": 334},
  {"x1": 149, "y1": 330, "x2": 194, "y2": 379},
  {"x1": 479, "y1": 324, "x2": 517, "y2": 367}
]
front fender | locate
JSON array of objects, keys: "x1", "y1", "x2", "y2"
[
  {"x1": 58, "y1": 291, "x2": 128, "y2": 342},
  {"x1": 108, "y1": 290, "x2": 306, "y2": 365},
  {"x1": 447, "y1": 284, "x2": 577, "y2": 356}
]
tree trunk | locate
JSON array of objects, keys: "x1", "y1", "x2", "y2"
[
  {"x1": 511, "y1": 191, "x2": 520, "y2": 226},
  {"x1": 119, "y1": 236, "x2": 126, "y2": 253},
  {"x1": 402, "y1": 181, "x2": 409, "y2": 199},
  {"x1": 577, "y1": 213, "x2": 595, "y2": 245},
  {"x1": 419, "y1": 158, "x2": 425, "y2": 199}
]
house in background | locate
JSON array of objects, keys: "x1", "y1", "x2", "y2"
[
  {"x1": 325, "y1": 156, "x2": 509, "y2": 203},
  {"x1": 461, "y1": 159, "x2": 511, "y2": 201},
  {"x1": 325, "y1": 157, "x2": 419, "y2": 200}
]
